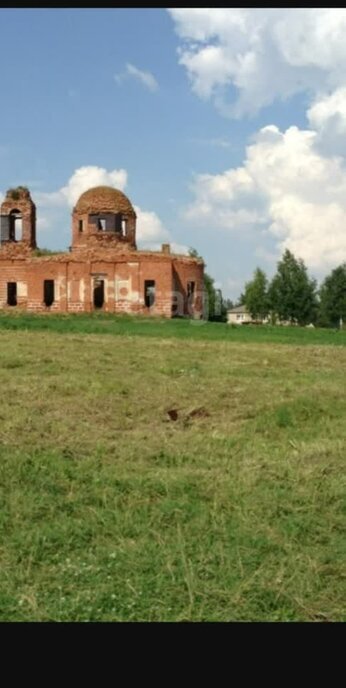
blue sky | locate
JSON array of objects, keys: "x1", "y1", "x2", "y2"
[{"x1": 1, "y1": 8, "x2": 346, "y2": 299}]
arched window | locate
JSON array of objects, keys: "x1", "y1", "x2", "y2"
[{"x1": 9, "y1": 209, "x2": 23, "y2": 241}]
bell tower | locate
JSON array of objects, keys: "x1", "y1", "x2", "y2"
[{"x1": 0, "y1": 186, "x2": 36, "y2": 249}]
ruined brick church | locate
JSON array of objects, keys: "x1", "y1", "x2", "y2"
[{"x1": 0, "y1": 185, "x2": 204, "y2": 317}]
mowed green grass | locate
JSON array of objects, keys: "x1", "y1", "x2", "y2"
[
  {"x1": 0, "y1": 310, "x2": 346, "y2": 346},
  {"x1": 0, "y1": 317, "x2": 345, "y2": 621}
]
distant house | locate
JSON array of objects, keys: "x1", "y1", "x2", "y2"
[{"x1": 227, "y1": 304, "x2": 269, "y2": 325}]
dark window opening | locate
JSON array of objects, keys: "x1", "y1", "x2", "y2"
[
  {"x1": 79, "y1": 220, "x2": 83, "y2": 232},
  {"x1": 90, "y1": 214, "x2": 117, "y2": 232},
  {"x1": 9, "y1": 209, "x2": 22, "y2": 241},
  {"x1": 93, "y1": 279, "x2": 104, "y2": 309},
  {"x1": 7, "y1": 282, "x2": 17, "y2": 306},
  {"x1": 44, "y1": 280, "x2": 55, "y2": 307},
  {"x1": 144, "y1": 280, "x2": 156, "y2": 308},
  {"x1": 0, "y1": 215, "x2": 10, "y2": 242},
  {"x1": 115, "y1": 213, "x2": 122, "y2": 233}
]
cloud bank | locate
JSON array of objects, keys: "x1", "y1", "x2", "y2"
[
  {"x1": 168, "y1": 9, "x2": 346, "y2": 272},
  {"x1": 168, "y1": 8, "x2": 346, "y2": 117},
  {"x1": 184, "y1": 123, "x2": 346, "y2": 270}
]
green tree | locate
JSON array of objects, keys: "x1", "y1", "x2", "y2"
[
  {"x1": 318, "y1": 263, "x2": 346, "y2": 328},
  {"x1": 223, "y1": 298, "x2": 234, "y2": 311},
  {"x1": 203, "y1": 273, "x2": 227, "y2": 321},
  {"x1": 234, "y1": 292, "x2": 245, "y2": 307},
  {"x1": 188, "y1": 247, "x2": 226, "y2": 321},
  {"x1": 244, "y1": 267, "x2": 269, "y2": 320},
  {"x1": 269, "y1": 249, "x2": 318, "y2": 325}
]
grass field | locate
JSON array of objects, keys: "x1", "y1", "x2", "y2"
[
  {"x1": 0, "y1": 313, "x2": 345, "y2": 621},
  {"x1": 0, "y1": 310, "x2": 346, "y2": 346}
]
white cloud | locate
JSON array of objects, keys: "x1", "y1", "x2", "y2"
[
  {"x1": 183, "y1": 123, "x2": 346, "y2": 271},
  {"x1": 167, "y1": 8, "x2": 346, "y2": 272},
  {"x1": 134, "y1": 205, "x2": 170, "y2": 244},
  {"x1": 62, "y1": 166, "x2": 128, "y2": 207},
  {"x1": 168, "y1": 8, "x2": 346, "y2": 116},
  {"x1": 307, "y1": 87, "x2": 346, "y2": 155},
  {"x1": 37, "y1": 166, "x2": 128, "y2": 208},
  {"x1": 133, "y1": 209, "x2": 188, "y2": 254},
  {"x1": 115, "y1": 63, "x2": 158, "y2": 92},
  {"x1": 308, "y1": 88, "x2": 346, "y2": 132},
  {"x1": 9, "y1": 165, "x2": 177, "y2": 249}
]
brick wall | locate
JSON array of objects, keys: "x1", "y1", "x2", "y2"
[
  {"x1": 0, "y1": 251, "x2": 204, "y2": 318},
  {"x1": 0, "y1": 261, "x2": 28, "y2": 308},
  {"x1": 0, "y1": 186, "x2": 204, "y2": 317},
  {"x1": 172, "y1": 258, "x2": 204, "y2": 318},
  {"x1": 1, "y1": 189, "x2": 36, "y2": 248}
]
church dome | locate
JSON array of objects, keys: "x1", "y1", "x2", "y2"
[{"x1": 75, "y1": 186, "x2": 136, "y2": 216}]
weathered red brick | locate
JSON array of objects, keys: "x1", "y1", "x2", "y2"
[{"x1": 0, "y1": 186, "x2": 204, "y2": 317}]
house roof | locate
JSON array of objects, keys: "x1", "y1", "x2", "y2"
[{"x1": 227, "y1": 304, "x2": 248, "y2": 314}]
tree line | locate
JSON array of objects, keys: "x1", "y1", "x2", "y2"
[
  {"x1": 191, "y1": 247, "x2": 346, "y2": 327},
  {"x1": 240, "y1": 250, "x2": 346, "y2": 327}
]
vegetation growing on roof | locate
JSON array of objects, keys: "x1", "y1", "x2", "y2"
[{"x1": 7, "y1": 186, "x2": 30, "y2": 201}]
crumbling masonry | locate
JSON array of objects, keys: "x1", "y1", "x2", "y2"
[{"x1": 0, "y1": 185, "x2": 204, "y2": 316}]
